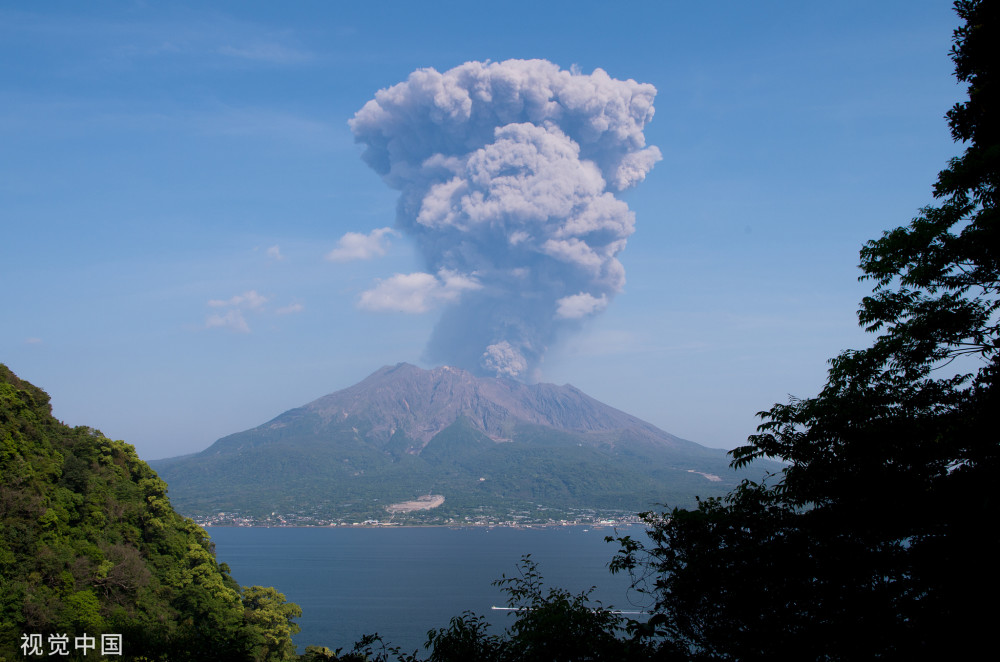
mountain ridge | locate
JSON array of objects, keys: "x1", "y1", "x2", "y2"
[
  {"x1": 152, "y1": 363, "x2": 774, "y2": 523},
  {"x1": 288, "y1": 362, "x2": 698, "y2": 450}
]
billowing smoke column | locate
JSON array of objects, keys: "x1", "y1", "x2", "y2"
[{"x1": 350, "y1": 59, "x2": 660, "y2": 379}]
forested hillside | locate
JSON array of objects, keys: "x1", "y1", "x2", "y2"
[{"x1": 0, "y1": 365, "x2": 300, "y2": 661}]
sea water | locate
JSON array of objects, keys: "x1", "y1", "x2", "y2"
[{"x1": 207, "y1": 525, "x2": 646, "y2": 654}]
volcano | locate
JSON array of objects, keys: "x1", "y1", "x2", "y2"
[{"x1": 151, "y1": 363, "x2": 774, "y2": 523}]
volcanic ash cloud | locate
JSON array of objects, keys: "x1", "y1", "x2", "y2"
[{"x1": 349, "y1": 59, "x2": 660, "y2": 379}]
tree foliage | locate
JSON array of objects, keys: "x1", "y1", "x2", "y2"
[
  {"x1": 344, "y1": 556, "x2": 667, "y2": 662},
  {"x1": 609, "y1": 2, "x2": 998, "y2": 659},
  {"x1": 0, "y1": 365, "x2": 301, "y2": 661}
]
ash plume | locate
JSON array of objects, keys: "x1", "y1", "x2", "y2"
[{"x1": 349, "y1": 59, "x2": 660, "y2": 379}]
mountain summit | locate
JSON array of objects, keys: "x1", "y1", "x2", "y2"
[
  {"x1": 152, "y1": 363, "x2": 772, "y2": 523},
  {"x1": 282, "y1": 363, "x2": 697, "y2": 450}
]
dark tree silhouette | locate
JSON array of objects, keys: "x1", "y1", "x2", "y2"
[{"x1": 610, "y1": 2, "x2": 999, "y2": 659}]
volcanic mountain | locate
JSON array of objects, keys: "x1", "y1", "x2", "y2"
[{"x1": 151, "y1": 363, "x2": 774, "y2": 522}]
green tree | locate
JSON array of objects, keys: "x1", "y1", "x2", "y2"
[
  {"x1": 611, "y1": 1, "x2": 998, "y2": 659},
  {"x1": 0, "y1": 364, "x2": 304, "y2": 661},
  {"x1": 242, "y1": 585, "x2": 303, "y2": 662},
  {"x1": 346, "y1": 556, "x2": 661, "y2": 662},
  {"x1": 489, "y1": 556, "x2": 638, "y2": 662}
]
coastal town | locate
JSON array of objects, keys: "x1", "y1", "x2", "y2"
[{"x1": 192, "y1": 508, "x2": 646, "y2": 529}]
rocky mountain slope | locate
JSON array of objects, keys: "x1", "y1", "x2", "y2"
[{"x1": 152, "y1": 363, "x2": 777, "y2": 523}]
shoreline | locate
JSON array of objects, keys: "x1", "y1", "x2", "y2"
[{"x1": 201, "y1": 521, "x2": 643, "y2": 530}]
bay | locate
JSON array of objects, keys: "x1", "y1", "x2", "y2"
[{"x1": 207, "y1": 525, "x2": 646, "y2": 654}]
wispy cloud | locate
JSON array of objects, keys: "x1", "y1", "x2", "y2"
[
  {"x1": 205, "y1": 290, "x2": 269, "y2": 332},
  {"x1": 208, "y1": 290, "x2": 268, "y2": 309},
  {"x1": 326, "y1": 227, "x2": 397, "y2": 262},
  {"x1": 218, "y1": 42, "x2": 312, "y2": 64},
  {"x1": 194, "y1": 107, "x2": 336, "y2": 145},
  {"x1": 24, "y1": 337, "x2": 42, "y2": 345},
  {"x1": 205, "y1": 309, "x2": 250, "y2": 333},
  {"x1": 204, "y1": 290, "x2": 304, "y2": 331},
  {"x1": 2, "y1": 8, "x2": 317, "y2": 70},
  {"x1": 266, "y1": 245, "x2": 284, "y2": 261},
  {"x1": 358, "y1": 269, "x2": 481, "y2": 313},
  {"x1": 276, "y1": 302, "x2": 304, "y2": 315}
]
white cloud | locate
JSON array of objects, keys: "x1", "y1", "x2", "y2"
[
  {"x1": 276, "y1": 302, "x2": 304, "y2": 315},
  {"x1": 205, "y1": 309, "x2": 250, "y2": 333},
  {"x1": 205, "y1": 290, "x2": 270, "y2": 332},
  {"x1": 358, "y1": 269, "x2": 481, "y2": 313},
  {"x1": 207, "y1": 290, "x2": 268, "y2": 309},
  {"x1": 326, "y1": 227, "x2": 397, "y2": 262},
  {"x1": 612, "y1": 146, "x2": 663, "y2": 189},
  {"x1": 266, "y1": 245, "x2": 284, "y2": 260},
  {"x1": 555, "y1": 292, "x2": 609, "y2": 319},
  {"x1": 25, "y1": 337, "x2": 42, "y2": 345},
  {"x1": 541, "y1": 238, "x2": 605, "y2": 274}
]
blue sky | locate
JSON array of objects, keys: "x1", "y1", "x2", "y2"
[{"x1": 1, "y1": 1, "x2": 963, "y2": 459}]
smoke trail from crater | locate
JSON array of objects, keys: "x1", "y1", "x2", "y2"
[{"x1": 349, "y1": 59, "x2": 660, "y2": 379}]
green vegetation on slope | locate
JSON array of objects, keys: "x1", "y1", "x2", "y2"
[
  {"x1": 148, "y1": 360, "x2": 786, "y2": 525},
  {"x1": 152, "y1": 411, "x2": 771, "y2": 525},
  {"x1": 0, "y1": 364, "x2": 301, "y2": 661}
]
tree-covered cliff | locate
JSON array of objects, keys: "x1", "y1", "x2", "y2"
[{"x1": 0, "y1": 364, "x2": 300, "y2": 661}]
